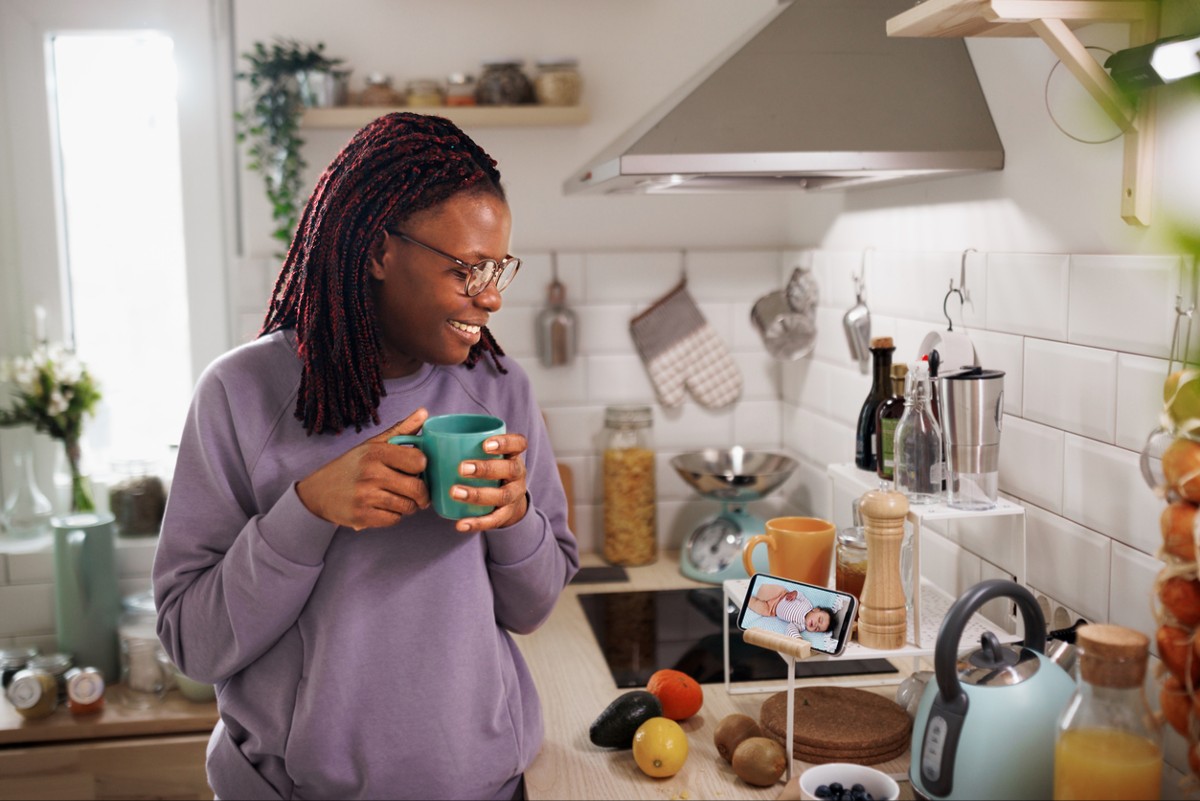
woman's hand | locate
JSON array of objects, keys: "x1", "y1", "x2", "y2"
[
  {"x1": 451, "y1": 432, "x2": 529, "y2": 533},
  {"x1": 296, "y1": 408, "x2": 432, "y2": 530}
]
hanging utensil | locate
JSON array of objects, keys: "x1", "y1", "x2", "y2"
[
  {"x1": 843, "y1": 250, "x2": 872, "y2": 373},
  {"x1": 536, "y1": 253, "x2": 578, "y2": 367}
]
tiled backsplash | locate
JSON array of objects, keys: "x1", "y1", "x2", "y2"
[{"x1": 2, "y1": 245, "x2": 1194, "y2": 787}]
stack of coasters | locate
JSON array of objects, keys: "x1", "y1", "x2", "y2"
[{"x1": 759, "y1": 687, "x2": 912, "y2": 765}]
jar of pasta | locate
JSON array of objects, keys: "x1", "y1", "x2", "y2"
[
  {"x1": 534, "y1": 58, "x2": 582, "y2": 106},
  {"x1": 601, "y1": 405, "x2": 656, "y2": 566}
]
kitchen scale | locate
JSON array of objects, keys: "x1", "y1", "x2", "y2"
[{"x1": 671, "y1": 447, "x2": 798, "y2": 584}]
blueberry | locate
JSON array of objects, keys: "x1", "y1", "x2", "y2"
[
  {"x1": 850, "y1": 791, "x2": 867, "y2": 801},
  {"x1": 815, "y1": 785, "x2": 831, "y2": 798},
  {"x1": 852, "y1": 785, "x2": 866, "y2": 793},
  {"x1": 830, "y1": 783, "x2": 844, "y2": 794}
]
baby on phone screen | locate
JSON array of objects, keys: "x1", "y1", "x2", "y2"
[{"x1": 748, "y1": 583, "x2": 833, "y2": 637}]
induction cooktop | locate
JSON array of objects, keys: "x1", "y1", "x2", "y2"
[{"x1": 576, "y1": 587, "x2": 898, "y2": 688}]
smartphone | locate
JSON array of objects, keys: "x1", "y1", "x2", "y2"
[{"x1": 737, "y1": 572, "x2": 859, "y2": 657}]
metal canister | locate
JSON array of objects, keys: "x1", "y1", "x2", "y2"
[{"x1": 601, "y1": 405, "x2": 656, "y2": 566}]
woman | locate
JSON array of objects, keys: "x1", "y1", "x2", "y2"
[{"x1": 153, "y1": 112, "x2": 579, "y2": 800}]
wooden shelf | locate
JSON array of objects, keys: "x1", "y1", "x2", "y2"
[
  {"x1": 301, "y1": 104, "x2": 588, "y2": 130},
  {"x1": 887, "y1": 0, "x2": 1161, "y2": 226}
]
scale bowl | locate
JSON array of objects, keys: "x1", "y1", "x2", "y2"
[{"x1": 671, "y1": 447, "x2": 798, "y2": 503}]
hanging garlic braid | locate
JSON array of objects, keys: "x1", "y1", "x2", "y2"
[{"x1": 260, "y1": 112, "x2": 508, "y2": 435}]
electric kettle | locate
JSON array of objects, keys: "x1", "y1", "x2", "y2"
[{"x1": 910, "y1": 579, "x2": 1075, "y2": 800}]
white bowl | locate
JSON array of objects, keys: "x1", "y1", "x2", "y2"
[{"x1": 798, "y1": 762, "x2": 900, "y2": 801}]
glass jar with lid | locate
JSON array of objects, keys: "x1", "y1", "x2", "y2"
[
  {"x1": 601, "y1": 405, "x2": 656, "y2": 566},
  {"x1": 0, "y1": 646, "x2": 38, "y2": 690},
  {"x1": 835, "y1": 525, "x2": 867, "y2": 603},
  {"x1": 405, "y1": 78, "x2": 444, "y2": 107},
  {"x1": 6, "y1": 668, "x2": 58, "y2": 719},
  {"x1": 108, "y1": 458, "x2": 167, "y2": 536},
  {"x1": 27, "y1": 652, "x2": 73, "y2": 704},
  {"x1": 475, "y1": 60, "x2": 534, "y2": 105},
  {"x1": 534, "y1": 58, "x2": 582, "y2": 106},
  {"x1": 359, "y1": 73, "x2": 403, "y2": 107},
  {"x1": 445, "y1": 73, "x2": 477, "y2": 106},
  {"x1": 118, "y1": 590, "x2": 168, "y2": 708}
]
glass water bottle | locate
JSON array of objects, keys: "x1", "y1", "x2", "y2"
[
  {"x1": 1054, "y1": 624, "x2": 1161, "y2": 800},
  {"x1": 894, "y1": 363, "x2": 944, "y2": 505}
]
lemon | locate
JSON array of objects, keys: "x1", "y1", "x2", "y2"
[
  {"x1": 632, "y1": 717, "x2": 688, "y2": 778},
  {"x1": 1165, "y1": 369, "x2": 1200, "y2": 434}
]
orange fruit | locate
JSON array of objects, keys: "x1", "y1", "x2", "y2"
[
  {"x1": 646, "y1": 669, "x2": 703, "y2": 721},
  {"x1": 632, "y1": 717, "x2": 688, "y2": 778}
]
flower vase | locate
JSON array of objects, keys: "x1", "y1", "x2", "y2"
[
  {"x1": 55, "y1": 440, "x2": 96, "y2": 514},
  {"x1": 2, "y1": 451, "x2": 54, "y2": 539}
]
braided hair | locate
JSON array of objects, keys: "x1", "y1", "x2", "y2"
[{"x1": 261, "y1": 112, "x2": 508, "y2": 436}]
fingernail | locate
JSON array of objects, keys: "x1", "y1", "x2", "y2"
[
  {"x1": 483, "y1": 440, "x2": 498, "y2": 452},
  {"x1": 456, "y1": 521, "x2": 471, "y2": 533},
  {"x1": 460, "y1": 462, "x2": 477, "y2": 475},
  {"x1": 451, "y1": 487, "x2": 468, "y2": 500}
]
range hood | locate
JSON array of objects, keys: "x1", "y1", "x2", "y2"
[{"x1": 565, "y1": 0, "x2": 1004, "y2": 195}]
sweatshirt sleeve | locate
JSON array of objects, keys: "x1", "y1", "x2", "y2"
[
  {"x1": 481, "y1": 393, "x2": 579, "y2": 635},
  {"x1": 152, "y1": 364, "x2": 338, "y2": 684}
]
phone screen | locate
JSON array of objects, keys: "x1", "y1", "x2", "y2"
[{"x1": 736, "y1": 572, "x2": 859, "y2": 656}]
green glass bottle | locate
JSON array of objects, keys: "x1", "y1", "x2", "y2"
[{"x1": 875, "y1": 363, "x2": 910, "y2": 481}]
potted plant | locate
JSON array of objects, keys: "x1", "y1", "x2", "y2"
[{"x1": 235, "y1": 38, "x2": 345, "y2": 254}]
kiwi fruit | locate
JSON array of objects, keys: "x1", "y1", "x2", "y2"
[
  {"x1": 714, "y1": 713, "x2": 763, "y2": 764},
  {"x1": 731, "y1": 736, "x2": 788, "y2": 787}
]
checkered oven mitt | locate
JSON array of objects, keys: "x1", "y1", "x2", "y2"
[{"x1": 630, "y1": 280, "x2": 743, "y2": 409}]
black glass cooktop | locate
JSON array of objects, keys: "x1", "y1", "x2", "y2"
[{"x1": 577, "y1": 587, "x2": 898, "y2": 687}]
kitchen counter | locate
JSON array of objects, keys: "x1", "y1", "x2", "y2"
[{"x1": 517, "y1": 551, "x2": 917, "y2": 800}]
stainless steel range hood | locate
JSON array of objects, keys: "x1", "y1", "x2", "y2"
[{"x1": 565, "y1": 0, "x2": 1004, "y2": 195}]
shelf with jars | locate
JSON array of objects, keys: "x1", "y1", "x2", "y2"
[{"x1": 301, "y1": 103, "x2": 588, "y2": 130}]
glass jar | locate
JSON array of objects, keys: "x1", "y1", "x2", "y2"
[
  {"x1": 360, "y1": 73, "x2": 403, "y2": 107},
  {"x1": 475, "y1": 60, "x2": 534, "y2": 105},
  {"x1": 27, "y1": 652, "x2": 73, "y2": 704},
  {"x1": 1054, "y1": 624, "x2": 1161, "y2": 800},
  {"x1": 534, "y1": 58, "x2": 582, "y2": 106},
  {"x1": 405, "y1": 78, "x2": 444, "y2": 107},
  {"x1": 835, "y1": 525, "x2": 867, "y2": 603},
  {"x1": 445, "y1": 73, "x2": 477, "y2": 106},
  {"x1": 0, "y1": 646, "x2": 38, "y2": 690},
  {"x1": 118, "y1": 590, "x2": 168, "y2": 708},
  {"x1": 601, "y1": 405, "x2": 656, "y2": 566},
  {"x1": 108, "y1": 459, "x2": 167, "y2": 536},
  {"x1": 65, "y1": 666, "x2": 106, "y2": 715},
  {"x1": 6, "y1": 668, "x2": 58, "y2": 719}
]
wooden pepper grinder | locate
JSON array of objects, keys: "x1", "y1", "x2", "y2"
[{"x1": 857, "y1": 487, "x2": 909, "y2": 649}]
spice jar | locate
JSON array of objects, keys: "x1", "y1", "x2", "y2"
[
  {"x1": 475, "y1": 60, "x2": 534, "y2": 105},
  {"x1": 27, "y1": 652, "x2": 73, "y2": 704},
  {"x1": 835, "y1": 525, "x2": 867, "y2": 603},
  {"x1": 0, "y1": 646, "x2": 37, "y2": 690},
  {"x1": 6, "y1": 668, "x2": 58, "y2": 719},
  {"x1": 445, "y1": 73, "x2": 477, "y2": 106},
  {"x1": 359, "y1": 73, "x2": 403, "y2": 107},
  {"x1": 601, "y1": 405, "x2": 656, "y2": 566},
  {"x1": 1054, "y1": 624, "x2": 1162, "y2": 800},
  {"x1": 65, "y1": 666, "x2": 106, "y2": 715},
  {"x1": 405, "y1": 78, "x2": 444, "y2": 107},
  {"x1": 534, "y1": 59, "x2": 582, "y2": 106},
  {"x1": 118, "y1": 590, "x2": 168, "y2": 708},
  {"x1": 108, "y1": 459, "x2": 167, "y2": 536}
]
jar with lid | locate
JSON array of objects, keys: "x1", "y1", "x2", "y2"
[
  {"x1": 445, "y1": 73, "x2": 477, "y2": 106},
  {"x1": 108, "y1": 459, "x2": 167, "y2": 536},
  {"x1": 0, "y1": 646, "x2": 38, "y2": 690},
  {"x1": 601, "y1": 405, "x2": 656, "y2": 566},
  {"x1": 27, "y1": 652, "x2": 73, "y2": 704},
  {"x1": 405, "y1": 78, "x2": 444, "y2": 107},
  {"x1": 65, "y1": 666, "x2": 106, "y2": 715},
  {"x1": 835, "y1": 525, "x2": 867, "y2": 603},
  {"x1": 118, "y1": 590, "x2": 168, "y2": 708},
  {"x1": 359, "y1": 73, "x2": 403, "y2": 107},
  {"x1": 475, "y1": 60, "x2": 534, "y2": 105},
  {"x1": 6, "y1": 668, "x2": 58, "y2": 719},
  {"x1": 534, "y1": 58, "x2": 582, "y2": 106},
  {"x1": 1054, "y1": 624, "x2": 1161, "y2": 800}
]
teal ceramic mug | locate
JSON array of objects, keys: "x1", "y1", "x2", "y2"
[{"x1": 389, "y1": 414, "x2": 505, "y2": 519}]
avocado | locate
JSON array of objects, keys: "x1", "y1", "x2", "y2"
[{"x1": 589, "y1": 690, "x2": 663, "y2": 749}]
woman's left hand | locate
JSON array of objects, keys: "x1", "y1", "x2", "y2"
[{"x1": 451, "y1": 432, "x2": 529, "y2": 533}]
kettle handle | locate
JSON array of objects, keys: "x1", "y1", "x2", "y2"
[{"x1": 935, "y1": 579, "x2": 1047, "y2": 705}]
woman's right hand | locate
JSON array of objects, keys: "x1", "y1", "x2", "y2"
[{"x1": 296, "y1": 408, "x2": 431, "y2": 530}]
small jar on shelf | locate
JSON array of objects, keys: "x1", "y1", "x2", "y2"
[
  {"x1": 65, "y1": 666, "x2": 106, "y2": 715},
  {"x1": 0, "y1": 646, "x2": 38, "y2": 690},
  {"x1": 534, "y1": 58, "x2": 582, "y2": 106},
  {"x1": 445, "y1": 73, "x2": 477, "y2": 106},
  {"x1": 476, "y1": 60, "x2": 534, "y2": 105},
  {"x1": 359, "y1": 73, "x2": 403, "y2": 107},
  {"x1": 6, "y1": 668, "x2": 58, "y2": 719},
  {"x1": 405, "y1": 78, "x2": 444, "y2": 107},
  {"x1": 27, "y1": 652, "x2": 73, "y2": 704}
]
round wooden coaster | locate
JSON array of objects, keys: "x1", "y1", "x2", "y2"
[{"x1": 759, "y1": 687, "x2": 912, "y2": 755}]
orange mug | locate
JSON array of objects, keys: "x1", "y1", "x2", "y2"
[{"x1": 742, "y1": 516, "x2": 836, "y2": 587}]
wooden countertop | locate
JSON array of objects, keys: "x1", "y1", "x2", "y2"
[
  {"x1": 517, "y1": 551, "x2": 917, "y2": 800},
  {"x1": 0, "y1": 687, "x2": 217, "y2": 747}
]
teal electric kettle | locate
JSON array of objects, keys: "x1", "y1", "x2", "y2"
[{"x1": 910, "y1": 579, "x2": 1075, "y2": 800}]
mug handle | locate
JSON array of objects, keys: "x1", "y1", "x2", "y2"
[
  {"x1": 742, "y1": 534, "x2": 772, "y2": 577},
  {"x1": 387, "y1": 435, "x2": 426, "y2": 482}
]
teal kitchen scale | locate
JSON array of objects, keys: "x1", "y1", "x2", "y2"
[{"x1": 671, "y1": 448, "x2": 798, "y2": 584}]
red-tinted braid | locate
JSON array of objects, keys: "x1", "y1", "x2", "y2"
[{"x1": 260, "y1": 112, "x2": 508, "y2": 435}]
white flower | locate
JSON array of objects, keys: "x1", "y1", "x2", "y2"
[
  {"x1": 13, "y1": 357, "x2": 38, "y2": 392},
  {"x1": 57, "y1": 353, "x2": 83, "y2": 385},
  {"x1": 47, "y1": 389, "x2": 69, "y2": 416}
]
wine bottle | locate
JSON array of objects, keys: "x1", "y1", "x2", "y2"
[
  {"x1": 855, "y1": 336, "x2": 895, "y2": 471},
  {"x1": 874, "y1": 362, "x2": 910, "y2": 481}
]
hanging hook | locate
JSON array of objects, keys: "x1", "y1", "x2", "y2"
[
  {"x1": 855, "y1": 246, "x2": 873, "y2": 301},
  {"x1": 952, "y1": 248, "x2": 976, "y2": 302},
  {"x1": 943, "y1": 286, "x2": 966, "y2": 331}
]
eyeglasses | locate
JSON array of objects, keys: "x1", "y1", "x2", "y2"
[{"x1": 388, "y1": 230, "x2": 521, "y2": 297}]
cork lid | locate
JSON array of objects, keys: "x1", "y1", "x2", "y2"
[
  {"x1": 1076, "y1": 624, "x2": 1149, "y2": 688},
  {"x1": 870, "y1": 336, "x2": 894, "y2": 349},
  {"x1": 890, "y1": 364, "x2": 909, "y2": 379}
]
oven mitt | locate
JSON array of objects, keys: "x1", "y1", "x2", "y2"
[{"x1": 629, "y1": 279, "x2": 743, "y2": 409}]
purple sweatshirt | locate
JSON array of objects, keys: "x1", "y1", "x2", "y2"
[{"x1": 153, "y1": 330, "x2": 579, "y2": 800}]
